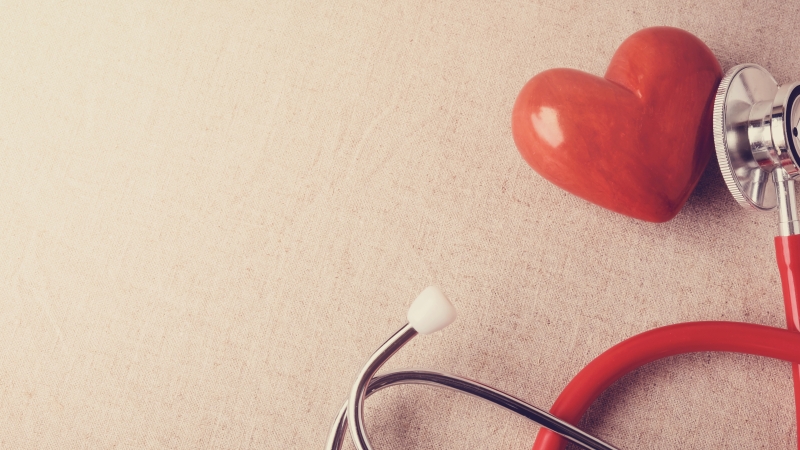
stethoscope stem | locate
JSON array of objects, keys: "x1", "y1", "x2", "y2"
[
  {"x1": 330, "y1": 322, "x2": 618, "y2": 450},
  {"x1": 775, "y1": 168, "x2": 800, "y2": 236}
]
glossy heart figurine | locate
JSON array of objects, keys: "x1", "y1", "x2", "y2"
[{"x1": 512, "y1": 27, "x2": 722, "y2": 222}]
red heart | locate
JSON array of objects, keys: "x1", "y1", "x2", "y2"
[{"x1": 511, "y1": 27, "x2": 722, "y2": 222}]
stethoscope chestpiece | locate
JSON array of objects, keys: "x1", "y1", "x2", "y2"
[{"x1": 714, "y1": 64, "x2": 800, "y2": 234}]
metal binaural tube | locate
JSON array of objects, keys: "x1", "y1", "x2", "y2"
[
  {"x1": 334, "y1": 287, "x2": 616, "y2": 450},
  {"x1": 346, "y1": 323, "x2": 417, "y2": 450},
  {"x1": 328, "y1": 369, "x2": 619, "y2": 450}
]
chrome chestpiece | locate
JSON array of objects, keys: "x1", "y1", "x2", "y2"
[{"x1": 714, "y1": 64, "x2": 800, "y2": 235}]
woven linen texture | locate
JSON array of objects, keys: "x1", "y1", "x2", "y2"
[{"x1": 0, "y1": 1, "x2": 798, "y2": 448}]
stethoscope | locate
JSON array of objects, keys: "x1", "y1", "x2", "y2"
[{"x1": 327, "y1": 64, "x2": 800, "y2": 450}]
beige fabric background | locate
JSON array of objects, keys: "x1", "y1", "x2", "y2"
[{"x1": 2, "y1": 0, "x2": 800, "y2": 448}]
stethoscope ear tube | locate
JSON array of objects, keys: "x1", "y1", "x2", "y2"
[
  {"x1": 329, "y1": 287, "x2": 618, "y2": 450},
  {"x1": 327, "y1": 367, "x2": 619, "y2": 450}
]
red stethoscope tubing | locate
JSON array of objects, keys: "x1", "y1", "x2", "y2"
[
  {"x1": 532, "y1": 235, "x2": 800, "y2": 450},
  {"x1": 531, "y1": 321, "x2": 800, "y2": 450},
  {"x1": 775, "y1": 234, "x2": 800, "y2": 450}
]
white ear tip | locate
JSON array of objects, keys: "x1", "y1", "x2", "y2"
[{"x1": 407, "y1": 286, "x2": 457, "y2": 334}]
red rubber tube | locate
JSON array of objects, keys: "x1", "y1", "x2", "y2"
[
  {"x1": 531, "y1": 321, "x2": 800, "y2": 450},
  {"x1": 775, "y1": 234, "x2": 800, "y2": 450}
]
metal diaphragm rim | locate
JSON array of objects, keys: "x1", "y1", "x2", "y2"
[{"x1": 713, "y1": 64, "x2": 779, "y2": 211}]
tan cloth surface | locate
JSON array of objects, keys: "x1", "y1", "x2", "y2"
[{"x1": 2, "y1": 0, "x2": 799, "y2": 448}]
